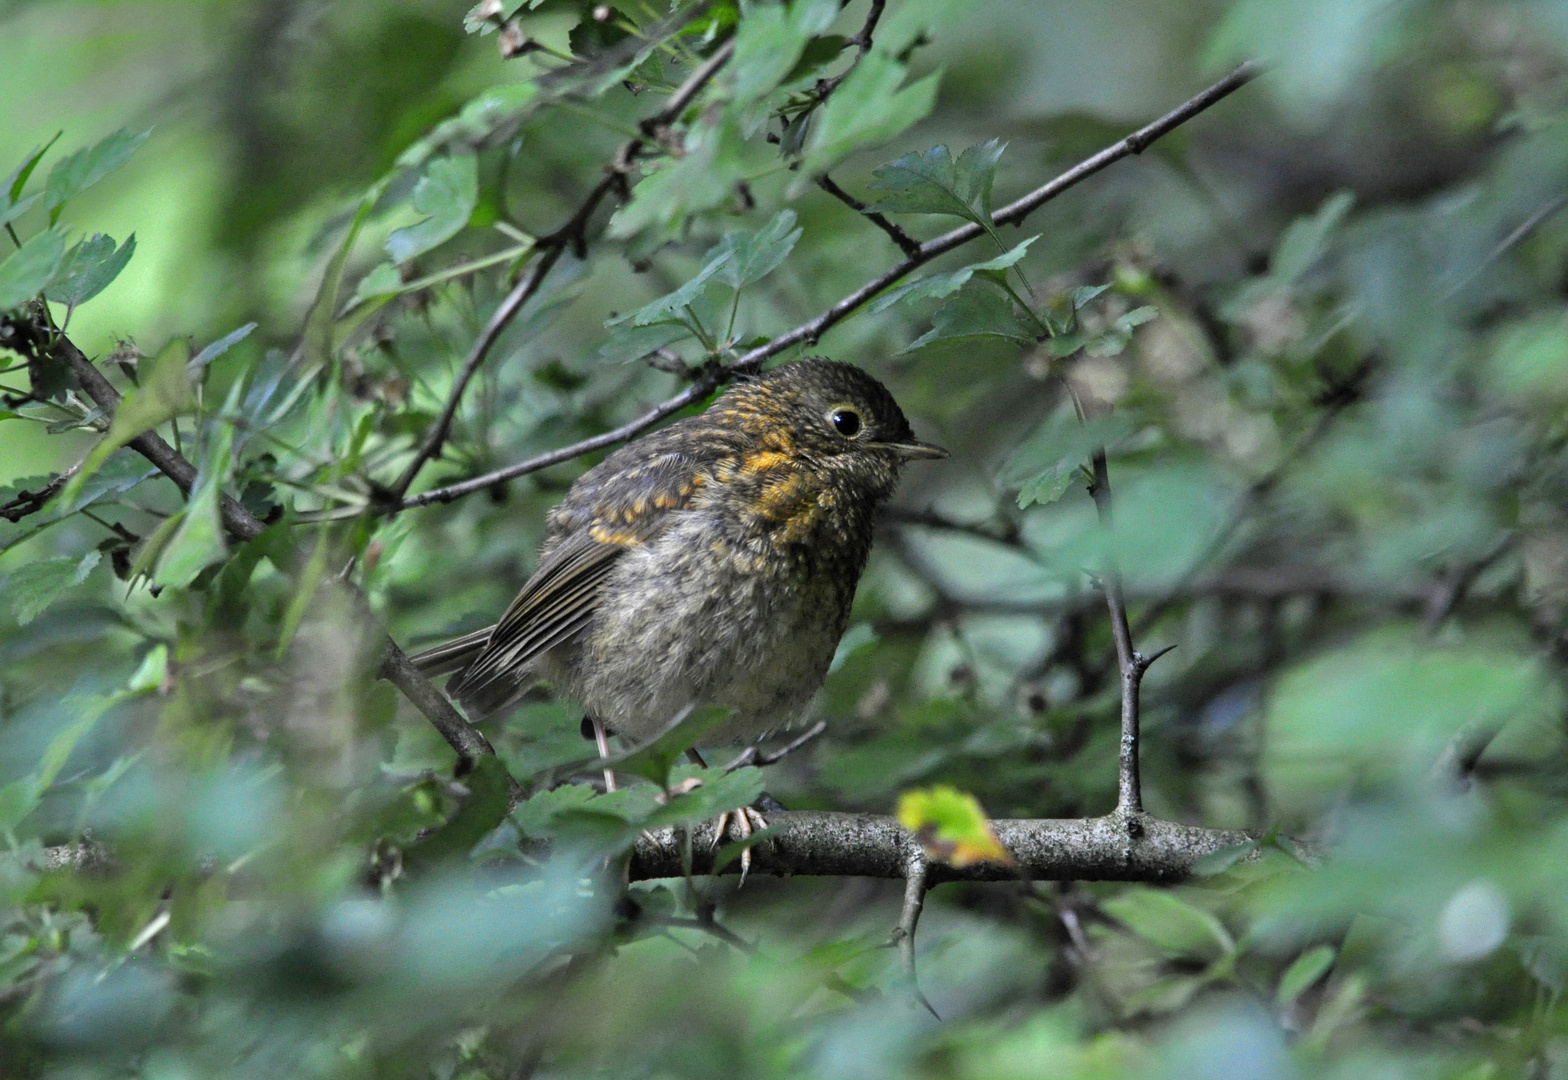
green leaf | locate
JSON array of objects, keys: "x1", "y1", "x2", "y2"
[
  {"x1": 43, "y1": 128, "x2": 150, "y2": 222},
  {"x1": 1102, "y1": 887, "x2": 1235, "y2": 961},
  {"x1": 348, "y1": 261, "x2": 403, "y2": 308},
  {"x1": 0, "y1": 194, "x2": 39, "y2": 231},
  {"x1": 403, "y1": 755, "x2": 515, "y2": 869},
  {"x1": 1270, "y1": 191, "x2": 1355, "y2": 285},
  {"x1": 276, "y1": 528, "x2": 332, "y2": 658},
  {"x1": 1002, "y1": 407, "x2": 1134, "y2": 509},
  {"x1": 1190, "y1": 840, "x2": 1259, "y2": 877},
  {"x1": 870, "y1": 236, "x2": 1037, "y2": 313},
  {"x1": 867, "y1": 140, "x2": 1006, "y2": 238},
  {"x1": 595, "y1": 321, "x2": 690, "y2": 364},
  {"x1": 641, "y1": 766, "x2": 765, "y2": 831},
  {"x1": 154, "y1": 422, "x2": 231, "y2": 589},
  {"x1": 386, "y1": 152, "x2": 479, "y2": 263},
  {"x1": 609, "y1": 117, "x2": 756, "y2": 239},
  {"x1": 730, "y1": 0, "x2": 839, "y2": 103},
  {"x1": 0, "y1": 228, "x2": 66, "y2": 311},
  {"x1": 127, "y1": 644, "x2": 170, "y2": 694},
  {"x1": 305, "y1": 178, "x2": 388, "y2": 366},
  {"x1": 896, "y1": 784, "x2": 1011, "y2": 866},
  {"x1": 191, "y1": 322, "x2": 258, "y2": 369},
  {"x1": 801, "y1": 54, "x2": 941, "y2": 176},
  {"x1": 904, "y1": 281, "x2": 1037, "y2": 351},
  {"x1": 7, "y1": 549, "x2": 100, "y2": 625},
  {"x1": 613, "y1": 253, "x2": 730, "y2": 328},
  {"x1": 5, "y1": 133, "x2": 61, "y2": 206},
  {"x1": 43, "y1": 233, "x2": 136, "y2": 308},
  {"x1": 1277, "y1": 945, "x2": 1336, "y2": 1007},
  {"x1": 828, "y1": 622, "x2": 877, "y2": 674},
  {"x1": 612, "y1": 705, "x2": 733, "y2": 786},
  {"x1": 62, "y1": 340, "x2": 198, "y2": 506},
  {"x1": 713, "y1": 209, "x2": 802, "y2": 289}
]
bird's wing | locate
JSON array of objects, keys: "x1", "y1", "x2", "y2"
[{"x1": 444, "y1": 444, "x2": 714, "y2": 714}]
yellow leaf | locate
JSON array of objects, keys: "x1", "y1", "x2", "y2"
[{"x1": 896, "y1": 784, "x2": 1011, "y2": 866}]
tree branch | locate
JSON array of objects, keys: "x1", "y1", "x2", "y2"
[
  {"x1": 396, "y1": 63, "x2": 1260, "y2": 508},
  {"x1": 397, "y1": 367, "x2": 722, "y2": 510},
  {"x1": 630, "y1": 811, "x2": 1258, "y2": 882},
  {"x1": 816, "y1": 173, "x2": 921, "y2": 258},
  {"x1": 390, "y1": 34, "x2": 738, "y2": 500},
  {"x1": 730, "y1": 62, "x2": 1259, "y2": 373}
]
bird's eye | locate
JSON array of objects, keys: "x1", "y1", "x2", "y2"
[{"x1": 829, "y1": 408, "x2": 862, "y2": 438}]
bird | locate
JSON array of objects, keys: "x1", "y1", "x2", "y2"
[{"x1": 410, "y1": 357, "x2": 946, "y2": 808}]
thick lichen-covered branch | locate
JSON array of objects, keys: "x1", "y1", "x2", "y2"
[{"x1": 630, "y1": 811, "x2": 1257, "y2": 883}]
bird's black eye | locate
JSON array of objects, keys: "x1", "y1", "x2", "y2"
[{"x1": 830, "y1": 408, "x2": 862, "y2": 437}]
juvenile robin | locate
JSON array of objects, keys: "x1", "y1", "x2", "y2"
[{"x1": 410, "y1": 357, "x2": 945, "y2": 789}]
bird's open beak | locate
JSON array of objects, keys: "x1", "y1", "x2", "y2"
[{"x1": 876, "y1": 440, "x2": 950, "y2": 461}]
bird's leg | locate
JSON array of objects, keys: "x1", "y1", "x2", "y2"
[
  {"x1": 591, "y1": 715, "x2": 617, "y2": 793},
  {"x1": 686, "y1": 748, "x2": 768, "y2": 883}
]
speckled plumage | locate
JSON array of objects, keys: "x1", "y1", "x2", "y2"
[{"x1": 411, "y1": 358, "x2": 943, "y2": 746}]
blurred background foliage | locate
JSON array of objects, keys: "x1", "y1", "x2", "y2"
[{"x1": 3, "y1": 0, "x2": 1568, "y2": 1076}]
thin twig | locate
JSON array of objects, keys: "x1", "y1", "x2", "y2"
[
  {"x1": 1088, "y1": 451, "x2": 1138, "y2": 814},
  {"x1": 730, "y1": 62, "x2": 1260, "y2": 373},
  {"x1": 395, "y1": 64, "x2": 1260, "y2": 509},
  {"x1": 397, "y1": 369, "x2": 720, "y2": 509},
  {"x1": 0, "y1": 457, "x2": 83, "y2": 522},
  {"x1": 722, "y1": 719, "x2": 828, "y2": 773},
  {"x1": 817, "y1": 174, "x2": 921, "y2": 257},
  {"x1": 391, "y1": 247, "x2": 564, "y2": 498},
  {"x1": 890, "y1": 851, "x2": 939, "y2": 1018}
]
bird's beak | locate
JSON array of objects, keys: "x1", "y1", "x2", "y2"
[{"x1": 875, "y1": 440, "x2": 950, "y2": 461}]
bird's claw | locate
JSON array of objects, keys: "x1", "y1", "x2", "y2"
[{"x1": 711, "y1": 805, "x2": 768, "y2": 885}]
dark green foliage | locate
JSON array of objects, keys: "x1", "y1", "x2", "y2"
[{"x1": 2, "y1": 0, "x2": 1568, "y2": 1078}]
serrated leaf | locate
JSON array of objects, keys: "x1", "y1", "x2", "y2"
[
  {"x1": 904, "y1": 281, "x2": 1037, "y2": 351},
  {"x1": 713, "y1": 209, "x2": 801, "y2": 289},
  {"x1": 43, "y1": 129, "x2": 150, "y2": 222},
  {"x1": 896, "y1": 784, "x2": 1011, "y2": 866},
  {"x1": 1277, "y1": 945, "x2": 1336, "y2": 1007},
  {"x1": 5, "y1": 133, "x2": 61, "y2": 207},
  {"x1": 867, "y1": 140, "x2": 1006, "y2": 238},
  {"x1": 43, "y1": 233, "x2": 136, "y2": 308},
  {"x1": 386, "y1": 152, "x2": 479, "y2": 263},
  {"x1": 870, "y1": 236, "x2": 1037, "y2": 313},
  {"x1": 1003, "y1": 408, "x2": 1134, "y2": 509},
  {"x1": 1103, "y1": 887, "x2": 1235, "y2": 961},
  {"x1": 613, "y1": 253, "x2": 730, "y2": 327},
  {"x1": 191, "y1": 322, "x2": 258, "y2": 369},
  {"x1": 7, "y1": 549, "x2": 100, "y2": 625},
  {"x1": 0, "y1": 228, "x2": 66, "y2": 311},
  {"x1": 730, "y1": 0, "x2": 839, "y2": 103},
  {"x1": 595, "y1": 321, "x2": 690, "y2": 364},
  {"x1": 800, "y1": 53, "x2": 941, "y2": 176},
  {"x1": 62, "y1": 340, "x2": 198, "y2": 506}
]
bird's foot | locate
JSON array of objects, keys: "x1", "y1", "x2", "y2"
[{"x1": 711, "y1": 804, "x2": 770, "y2": 884}]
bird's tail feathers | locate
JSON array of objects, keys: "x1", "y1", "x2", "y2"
[{"x1": 408, "y1": 626, "x2": 495, "y2": 678}]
